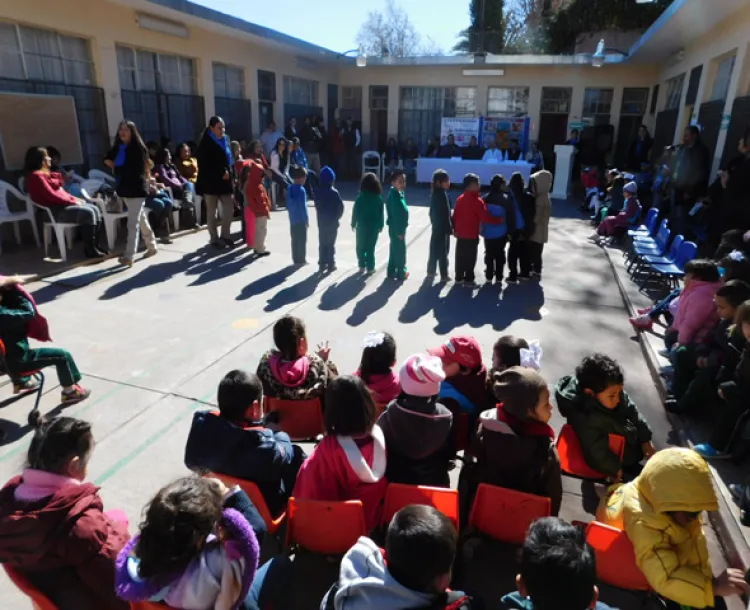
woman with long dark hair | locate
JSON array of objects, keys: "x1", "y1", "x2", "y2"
[
  {"x1": 104, "y1": 120, "x2": 157, "y2": 267},
  {"x1": 269, "y1": 137, "x2": 290, "y2": 209},
  {"x1": 196, "y1": 116, "x2": 235, "y2": 248}
]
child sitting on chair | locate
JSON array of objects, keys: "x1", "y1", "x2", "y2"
[
  {"x1": 354, "y1": 331, "x2": 401, "y2": 405},
  {"x1": 184, "y1": 370, "x2": 306, "y2": 518},
  {"x1": 487, "y1": 335, "x2": 542, "y2": 402},
  {"x1": 378, "y1": 353, "x2": 454, "y2": 487},
  {"x1": 597, "y1": 180, "x2": 640, "y2": 237},
  {"x1": 555, "y1": 354, "x2": 655, "y2": 482},
  {"x1": 256, "y1": 315, "x2": 337, "y2": 401},
  {"x1": 293, "y1": 375, "x2": 388, "y2": 531},
  {"x1": 0, "y1": 416, "x2": 129, "y2": 610},
  {"x1": 115, "y1": 476, "x2": 263, "y2": 610}
]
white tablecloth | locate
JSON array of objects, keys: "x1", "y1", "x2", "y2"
[{"x1": 416, "y1": 158, "x2": 534, "y2": 185}]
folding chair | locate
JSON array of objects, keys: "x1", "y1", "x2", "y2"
[
  {"x1": 0, "y1": 181, "x2": 41, "y2": 256},
  {"x1": 285, "y1": 497, "x2": 367, "y2": 555},
  {"x1": 630, "y1": 234, "x2": 683, "y2": 278},
  {"x1": 3, "y1": 565, "x2": 58, "y2": 609},
  {"x1": 626, "y1": 220, "x2": 670, "y2": 273},
  {"x1": 381, "y1": 483, "x2": 459, "y2": 530},
  {"x1": 265, "y1": 397, "x2": 324, "y2": 441},
  {"x1": 0, "y1": 339, "x2": 45, "y2": 427},
  {"x1": 627, "y1": 207, "x2": 659, "y2": 239},
  {"x1": 556, "y1": 424, "x2": 625, "y2": 480},
  {"x1": 468, "y1": 483, "x2": 551, "y2": 545},
  {"x1": 207, "y1": 472, "x2": 286, "y2": 536},
  {"x1": 585, "y1": 521, "x2": 650, "y2": 591},
  {"x1": 641, "y1": 240, "x2": 697, "y2": 290}
]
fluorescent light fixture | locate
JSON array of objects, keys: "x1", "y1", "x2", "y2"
[
  {"x1": 137, "y1": 13, "x2": 189, "y2": 39},
  {"x1": 463, "y1": 69, "x2": 505, "y2": 76},
  {"x1": 635, "y1": 0, "x2": 656, "y2": 3}
]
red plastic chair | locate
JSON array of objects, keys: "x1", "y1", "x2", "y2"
[
  {"x1": 3, "y1": 565, "x2": 58, "y2": 609},
  {"x1": 556, "y1": 424, "x2": 625, "y2": 480},
  {"x1": 0, "y1": 338, "x2": 45, "y2": 427},
  {"x1": 285, "y1": 497, "x2": 367, "y2": 555},
  {"x1": 207, "y1": 472, "x2": 286, "y2": 536},
  {"x1": 585, "y1": 521, "x2": 650, "y2": 591},
  {"x1": 468, "y1": 483, "x2": 551, "y2": 545},
  {"x1": 265, "y1": 397, "x2": 324, "y2": 441},
  {"x1": 381, "y1": 483, "x2": 460, "y2": 530}
]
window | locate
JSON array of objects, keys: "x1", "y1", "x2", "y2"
[
  {"x1": 621, "y1": 88, "x2": 650, "y2": 116},
  {"x1": 665, "y1": 74, "x2": 685, "y2": 110},
  {"x1": 398, "y1": 87, "x2": 474, "y2": 150},
  {"x1": 583, "y1": 88, "x2": 613, "y2": 116},
  {"x1": 115, "y1": 45, "x2": 196, "y2": 95},
  {"x1": 213, "y1": 63, "x2": 244, "y2": 99},
  {"x1": 370, "y1": 85, "x2": 388, "y2": 110},
  {"x1": 540, "y1": 87, "x2": 572, "y2": 114},
  {"x1": 453, "y1": 87, "x2": 477, "y2": 117},
  {"x1": 686, "y1": 65, "x2": 703, "y2": 105},
  {"x1": 487, "y1": 87, "x2": 529, "y2": 117},
  {"x1": 0, "y1": 22, "x2": 93, "y2": 85},
  {"x1": 283, "y1": 75, "x2": 318, "y2": 106},
  {"x1": 710, "y1": 54, "x2": 736, "y2": 101},
  {"x1": 258, "y1": 70, "x2": 276, "y2": 101},
  {"x1": 342, "y1": 86, "x2": 362, "y2": 109}
]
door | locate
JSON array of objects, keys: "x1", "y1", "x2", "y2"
[
  {"x1": 370, "y1": 109, "x2": 388, "y2": 152},
  {"x1": 258, "y1": 101, "x2": 274, "y2": 128},
  {"x1": 615, "y1": 115, "x2": 643, "y2": 170},
  {"x1": 538, "y1": 114, "x2": 569, "y2": 174}
]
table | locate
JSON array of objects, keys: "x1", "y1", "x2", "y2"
[{"x1": 416, "y1": 158, "x2": 534, "y2": 185}]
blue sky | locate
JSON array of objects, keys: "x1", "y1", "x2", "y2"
[{"x1": 191, "y1": 0, "x2": 470, "y2": 53}]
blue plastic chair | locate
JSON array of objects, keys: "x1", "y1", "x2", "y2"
[
  {"x1": 640, "y1": 240, "x2": 698, "y2": 289},
  {"x1": 627, "y1": 221, "x2": 670, "y2": 273},
  {"x1": 630, "y1": 235, "x2": 684, "y2": 278},
  {"x1": 626, "y1": 217, "x2": 667, "y2": 264},
  {"x1": 628, "y1": 208, "x2": 659, "y2": 238}
]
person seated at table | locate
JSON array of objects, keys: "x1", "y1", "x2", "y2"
[
  {"x1": 507, "y1": 139, "x2": 522, "y2": 162},
  {"x1": 438, "y1": 134, "x2": 462, "y2": 159},
  {"x1": 482, "y1": 139, "x2": 504, "y2": 162},
  {"x1": 426, "y1": 136, "x2": 440, "y2": 158},
  {"x1": 462, "y1": 136, "x2": 483, "y2": 161}
]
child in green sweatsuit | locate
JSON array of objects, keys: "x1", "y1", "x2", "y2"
[
  {"x1": 352, "y1": 172, "x2": 385, "y2": 274},
  {"x1": 386, "y1": 169, "x2": 409, "y2": 281}
]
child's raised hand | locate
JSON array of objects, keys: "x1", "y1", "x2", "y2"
[{"x1": 316, "y1": 341, "x2": 331, "y2": 362}]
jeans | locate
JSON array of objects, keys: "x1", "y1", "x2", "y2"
[
  {"x1": 483, "y1": 236, "x2": 507, "y2": 281},
  {"x1": 387, "y1": 230, "x2": 407, "y2": 279},
  {"x1": 254, "y1": 215, "x2": 269, "y2": 253},
  {"x1": 57, "y1": 203, "x2": 102, "y2": 226},
  {"x1": 318, "y1": 224, "x2": 338, "y2": 267},
  {"x1": 204, "y1": 193, "x2": 234, "y2": 241},
  {"x1": 507, "y1": 235, "x2": 529, "y2": 280},
  {"x1": 307, "y1": 152, "x2": 321, "y2": 176},
  {"x1": 290, "y1": 223, "x2": 307, "y2": 263},
  {"x1": 455, "y1": 238, "x2": 479, "y2": 282},
  {"x1": 649, "y1": 288, "x2": 681, "y2": 320},
  {"x1": 9, "y1": 347, "x2": 81, "y2": 387},
  {"x1": 427, "y1": 232, "x2": 450, "y2": 277},
  {"x1": 145, "y1": 193, "x2": 173, "y2": 235},
  {"x1": 122, "y1": 197, "x2": 155, "y2": 260}
]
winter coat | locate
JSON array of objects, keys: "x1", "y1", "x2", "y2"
[
  {"x1": 256, "y1": 350, "x2": 337, "y2": 401},
  {"x1": 293, "y1": 427, "x2": 388, "y2": 531},
  {"x1": 386, "y1": 187, "x2": 409, "y2": 235},
  {"x1": 597, "y1": 448, "x2": 717, "y2": 609},
  {"x1": 529, "y1": 170, "x2": 552, "y2": 244},
  {"x1": 672, "y1": 140, "x2": 711, "y2": 201},
  {"x1": 241, "y1": 160, "x2": 271, "y2": 218},
  {"x1": 671, "y1": 279, "x2": 721, "y2": 345},
  {"x1": 314, "y1": 184, "x2": 345, "y2": 228},
  {"x1": 0, "y1": 291, "x2": 49, "y2": 365},
  {"x1": 429, "y1": 188, "x2": 453, "y2": 236},
  {"x1": 452, "y1": 191, "x2": 502, "y2": 240},
  {"x1": 0, "y1": 472, "x2": 130, "y2": 610},
  {"x1": 354, "y1": 370, "x2": 401, "y2": 405},
  {"x1": 481, "y1": 191, "x2": 511, "y2": 239},
  {"x1": 196, "y1": 130, "x2": 234, "y2": 196},
  {"x1": 26, "y1": 171, "x2": 78, "y2": 208},
  {"x1": 555, "y1": 376, "x2": 652, "y2": 477},
  {"x1": 104, "y1": 143, "x2": 149, "y2": 198},
  {"x1": 286, "y1": 184, "x2": 309, "y2": 225},
  {"x1": 377, "y1": 395, "x2": 453, "y2": 487},
  {"x1": 598, "y1": 196, "x2": 640, "y2": 236},
  {"x1": 351, "y1": 191, "x2": 384, "y2": 233}
]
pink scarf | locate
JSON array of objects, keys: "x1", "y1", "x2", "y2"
[{"x1": 0, "y1": 277, "x2": 50, "y2": 342}]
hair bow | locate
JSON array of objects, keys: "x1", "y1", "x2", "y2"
[
  {"x1": 519, "y1": 340, "x2": 543, "y2": 371},
  {"x1": 363, "y1": 331, "x2": 385, "y2": 349}
]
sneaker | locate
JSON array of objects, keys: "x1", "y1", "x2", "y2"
[
  {"x1": 13, "y1": 379, "x2": 40, "y2": 395},
  {"x1": 637, "y1": 306, "x2": 654, "y2": 315},
  {"x1": 518, "y1": 275, "x2": 531, "y2": 282},
  {"x1": 159, "y1": 235, "x2": 173, "y2": 245},
  {"x1": 61, "y1": 385, "x2": 91, "y2": 404},
  {"x1": 222, "y1": 237, "x2": 235, "y2": 248},
  {"x1": 629, "y1": 315, "x2": 653, "y2": 331},
  {"x1": 329, "y1": 265, "x2": 337, "y2": 272},
  {"x1": 117, "y1": 257, "x2": 133, "y2": 267},
  {"x1": 464, "y1": 281, "x2": 479, "y2": 288},
  {"x1": 658, "y1": 348, "x2": 670, "y2": 358},
  {"x1": 359, "y1": 267, "x2": 366, "y2": 274},
  {"x1": 256, "y1": 251, "x2": 271, "y2": 257},
  {"x1": 729, "y1": 483, "x2": 745, "y2": 501},
  {"x1": 402, "y1": 272, "x2": 410, "y2": 280},
  {"x1": 693, "y1": 443, "x2": 730, "y2": 459},
  {"x1": 144, "y1": 247, "x2": 158, "y2": 259},
  {"x1": 506, "y1": 277, "x2": 519, "y2": 285},
  {"x1": 440, "y1": 275, "x2": 452, "y2": 283}
]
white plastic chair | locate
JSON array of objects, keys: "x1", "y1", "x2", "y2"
[
  {"x1": 88, "y1": 169, "x2": 115, "y2": 184},
  {"x1": 0, "y1": 181, "x2": 41, "y2": 255},
  {"x1": 362, "y1": 151, "x2": 383, "y2": 182},
  {"x1": 28, "y1": 197, "x2": 78, "y2": 261},
  {"x1": 89, "y1": 197, "x2": 127, "y2": 252}
]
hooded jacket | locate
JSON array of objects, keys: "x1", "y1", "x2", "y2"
[
  {"x1": 452, "y1": 191, "x2": 501, "y2": 240},
  {"x1": 355, "y1": 370, "x2": 401, "y2": 405},
  {"x1": 480, "y1": 190, "x2": 510, "y2": 240},
  {"x1": 256, "y1": 350, "x2": 336, "y2": 401},
  {"x1": 293, "y1": 426, "x2": 388, "y2": 531},
  {"x1": 0, "y1": 473, "x2": 130, "y2": 610},
  {"x1": 671, "y1": 279, "x2": 721, "y2": 345},
  {"x1": 352, "y1": 191, "x2": 385, "y2": 233},
  {"x1": 555, "y1": 376, "x2": 652, "y2": 477},
  {"x1": 377, "y1": 395, "x2": 454, "y2": 487},
  {"x1": 596, "y1": 448, "x2": 717, "y2": 609},
  {"x1": 315, "y1": 184, "x2": 345, "y2": 227},
  {"x1": 429, "y1": 188, "x2": 453, "y2": 236},
  {"x1": 321, "y1": 537, "x2": 475, "y2": 610},
  {"x1": 529, "y1": 170, "x2": 552, "y2": 244}
]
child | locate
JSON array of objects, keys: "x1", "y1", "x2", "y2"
[
  {"x1": 292, "y1": 375, "x2": 388, "y2": 531},
  {"x1": 352, "y1": 172, "x2": 385, "y2": 274},
  {"x1": 378, "y1": 353, "x2": 454, "y2": 487},
  {"x1": 427, "y1": 169, "x2": 453, "y2": 282},
  {"x1": 481, "y1": 175, "x2": 510, "y2": 284},
  {"x1": 667, "y1": 280, "x2": 750, "y2": 414},
  {"x1": 287, "y1": 164, "x2": 309, "y2": 264},
  {"x1": 0, "y1": 416, "x2": 129, "y2": 610},
  {"x1": 667, "y1": 259, "x2": 722, "y2": 353},
  {"x1": 508, "y1": 172, "x2": 534, "y2": 283},
  {"x1": 386, "y1": 169, "x2": 410, "y2": 281},
  {"x1": 487, "y1": 335, "x2": 542, "y2": 403},
  {"x1": 452, "y1": 173, "x2": 503, "y2": 287},
  {"x1": 256, "y1": 315, "x2": 337, "y2": 401},
  {"x1": 464, "y1": 367, "x2": 562, "y2": 516},
  {"x1": 314, "y1": 166, "x2": 344, "y2": 273},
  {"x1": 322, "y1": 505, "x2": 477, "y2": 610},
  {"x1": 354, "y1": 331, "x2": 401, "y2": 405},
  {"x1": 499, "y1": 517, "x2": 616, "y2": 610},
  {"x1": 184, "y1": 370, "x2": 306, "y2": 517},
  {"x1": 528, "y1": 169, "x2": 552, "y2": 278},
  {"x1": 115, "y1": 476, "x2": 262, "y2": 609},
  {"x1": 597, "y1": 448, "x2": 748, "y2": 608},
  {"x1": 555, "y1": 354, "x2": 655, "y2": 481},
  {"x1": 597, "y1": 180, "x2": 640, "y2": 237}
]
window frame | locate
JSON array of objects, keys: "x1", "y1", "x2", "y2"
[
  {"x1": 487, "y1": 86, "x2": 529, "y2": 117},
  {"x1": 213, "y1": 61, "x2": 245, "y2": 100},
  {"x1": 665, "y1": 74, "x2": 685, "y2": 110},
  {"x1": 283, "y1": 75, "x2": 319, "y2": 106},
  {"x1": 710, "y1": 54, "x2": 736, "y2": 102},
  {"x1": 115, "y1": 44, "x2": 197, "y2": 95},
  {"x1": 540, "y1": 87, "x2": 573, "y2": 114}
]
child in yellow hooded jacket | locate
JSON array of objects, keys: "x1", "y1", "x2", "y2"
[{"x1": 597, "y1": 447, "x2": 747, "y2": 609}]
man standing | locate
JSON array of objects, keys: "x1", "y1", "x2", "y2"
[
  {"x1": 285, "y1": 117, "x2": 298, "y2": 141},
  {"x1": 341, "y1": 116, "x2": 361, "y2": 180},
  {"x1": 261, "y1": 121, "x2": 283, "y2": 159},
  {"x1": 670, "y1": 125, "x2": 711, "y2": 237},
  {"x1": 301, "y1": 116, "x2": 323, "y2": 177}
]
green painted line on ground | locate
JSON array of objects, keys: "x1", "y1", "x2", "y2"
[{"x1": 94, "y1": 389, "x2": 214, "y2": 486}]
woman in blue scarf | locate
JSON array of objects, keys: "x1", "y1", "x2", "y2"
[{"x1": 196, "y1": 116, "x2": 235, "y2": 248}]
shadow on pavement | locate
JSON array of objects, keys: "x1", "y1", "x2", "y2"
[
  {"x1": 346, "y1": 278, "x2": 402, "y2": 326},
  {"x1": 317, "y1": 272, "x2": 368, "y2": 311},
  {"x1": 265, "y1": 271, "x2": 323, "y2": 312},
  {"x1": 237, "y1": 264, "x2": 298, "y2": 301}
]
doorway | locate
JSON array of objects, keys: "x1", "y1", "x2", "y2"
[
  {"x1": 615, "y1": 115, "x2": 643, "y2": 170},
  {"x1": 538, "y1": 114, "x2": 569, "y2": 174},
  {"x1": 370, "y1": 110, "x2": 388, "y2": 152}
]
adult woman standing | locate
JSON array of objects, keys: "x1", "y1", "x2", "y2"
[
  {"x1": 196, "y1": 116, "x2": 235, "y2": 248},
  {"x1": 243, "y1": 140, "x2": 273, "y2": 256},
  {"x1": 24, "y1": 147, "x2": 106, "y2": 259},
  {"x1": 104, "y1": 120, "x2": 156, "y2": 267}
]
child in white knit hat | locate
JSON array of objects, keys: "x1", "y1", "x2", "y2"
[{"x1": 377, "y1": 354, "x2": 455, "y2": 487}]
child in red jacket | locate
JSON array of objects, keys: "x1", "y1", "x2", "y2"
[{"x1": 452, "y1": 173, "x2": 503, "y2": 287}]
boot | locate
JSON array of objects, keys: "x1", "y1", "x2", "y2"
[
  {"x1": 159, "y1": 215, "x2": 173, "y2": 245},
  {"x1": 95, "y1": 223, "x2": 109, "y2": 254},
  {"x1": 81, "y1": 224, "x2": 105, "y2": 258}
]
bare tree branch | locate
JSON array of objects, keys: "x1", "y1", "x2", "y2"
[{"x1": 355, "y1": 0, "x2": 436, "y2": 57}]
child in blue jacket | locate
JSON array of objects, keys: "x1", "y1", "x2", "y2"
[
  {"x1": 314, "y1": 166, "x2": 345, "y2": 273},
  {"x1": 287, "y1": 165, "x2": 309, "y2": 264},
  {"x1": 481, "y1": 174, "x2": 511, "y2": 284}
]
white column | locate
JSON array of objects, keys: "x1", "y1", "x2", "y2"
[
  {"x1": 245, "y1": 65, "x2": 259, "y2": 137},
  {"x1": 712, "y1": 45, "x2": 748, "y2": 174},
  {"x1": 551, "y1": 144, "x2": 576, "y2": 200},
  {"x1": 92, "y1": 38, "x2": 123, "y2": 139},
  {"x1": 200, "y1": 58, "x2": 215, "y2": 122},
  {"x1": 527, "y1": 84, "x2": 543, "y2": 143}
]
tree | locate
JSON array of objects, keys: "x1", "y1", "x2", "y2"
[
  {"x1": 355, "y1": 0, "x2": 443, "y2": 58},
  {"x1": 453, "y1": 0, "x2": 508, "y2": 55}
]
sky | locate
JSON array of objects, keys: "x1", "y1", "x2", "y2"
[{"x1": 191, "y1": 0, "x2": 470, "y2": 53}]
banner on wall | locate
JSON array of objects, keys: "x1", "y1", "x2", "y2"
[
  {"x1": 440, "y1": 117, "x2": 482, "y2": 147},
  {"x1": 481, "y1": 116, "x2": 531, "y2": 155}
]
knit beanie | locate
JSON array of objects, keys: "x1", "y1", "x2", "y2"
[
  {"x1": 320, "y1": 166, "x2": 336, "y2": 185},
  {"x1": 492, "y1": 366, "x2": 548, "y2": 421},
  {"x1": 399, "y1": 353, "x2": 446, "y2": 397}
]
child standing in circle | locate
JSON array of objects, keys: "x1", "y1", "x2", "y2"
[
  {"x1": 352, "y1": 172, "x2": 385, "y2": 274},
  {"x1": 386, "y1": 170, "x2": 409, "y2": 281}
]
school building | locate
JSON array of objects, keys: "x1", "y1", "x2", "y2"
[{"x1": 0, "y1": 0, "x2": 749, "y2": 175}]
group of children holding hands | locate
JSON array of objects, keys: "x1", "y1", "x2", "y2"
[{"x1": 0, "y1": 311, "x2": 745, "y2": 610}]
